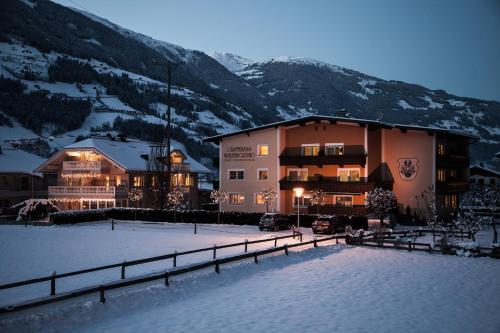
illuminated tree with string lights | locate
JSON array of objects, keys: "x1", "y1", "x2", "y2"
[
  {"x1": 311, "y1": 189, "x2": 327, "y2": 215},
  {"x1": 261, "y1": 187, "x2": 278, "y2": 213},
  {"x1": 128, "y1": 188, "x2": 143, "y2": 220},
  {"x1": 210, "y1": 189, "x2": 227, "y2": 224},
  {"x1": 168, "y1": 189, "x2": 184, "y2": 222}
]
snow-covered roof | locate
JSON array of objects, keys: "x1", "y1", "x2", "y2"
[
  {"x1": 63, "y1": 137, "x2": 210, "y2": 173},
  {"x1": 470, "y1": 164, "x2": 500, "y2": 178},
  {"x1": 0, "y1": 144, "x2": 45, "y2": 175}
]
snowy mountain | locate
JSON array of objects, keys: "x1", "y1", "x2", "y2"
[
  {"x1": 0, "y1": 0, "x2": 499, "y2": 168},
  {"x1": 209, "y1": 52, "x2": 254, "y2": 73}
]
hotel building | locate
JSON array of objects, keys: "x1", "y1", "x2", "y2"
[
  {"x1": 35, "y1": 136, "x2": 211, "y2": 211},
  {"x1": 204, "y1": 116, "x2": 474, "y2": 217}
]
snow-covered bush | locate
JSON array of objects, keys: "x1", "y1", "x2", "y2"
[{"x1": 13, "y1": 199, "x2": 59, "y2": 222}]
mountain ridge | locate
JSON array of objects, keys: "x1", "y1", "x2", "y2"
[{"x1": 0, "y1": 0, "x2": 498, "y2": 168}]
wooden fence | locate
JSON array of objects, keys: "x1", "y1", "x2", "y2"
[{"x1": 0, "y1": 231, "x2": 326, "y2": 313}]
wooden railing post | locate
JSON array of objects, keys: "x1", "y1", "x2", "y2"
[
  {"x1": 285, "y1": 244, "x2": 289, "y2": 255},
  {"x1": 244, "y1": 239, "x2": 248, "y2": 252},
  {"x1": 254, "y1": 253, "x2": 258, "y2": 264},
  {"x1": 274, "y1": 236, "x2": 278, "y2": 247},
  {"x1": 300, "y1": 233, "x2": 303, "y2": 242},
  {"x1": 164, "y1": 271, "x2": 169, "y2": 286},
  {"x1": 99, "y1": 286, "x2": 105, "y2": 303},
  {"x1": 194, "y1": 223, "x2": 197, "y2": 234},
  {"x1": 408, "y1": 241, "x2": 412, "y2": 252},
  {"x1": 215, "y1": 260, "x2": 220, "y2": 274},
  {"x1": 50, "y1": 271, "x2": 56, "y2": 296},
  {"x1": 313, "y1": 238, "x2": 318, "y2": 248},
  {"x1": 111, "y1": 219, "x2": 114, "y2": 231},
  {"x1": 121, "y1": 261, "x2": 126, "y2": 279},
  {"x1": 213, "y1": 245, "x2": 217, "y2": 259},
  {"x1": 173, "y1": 251, "x2": 177, "y2": 268},
  {"x1": 336, "y1": 237, "x2": 339, "y2": 245}
]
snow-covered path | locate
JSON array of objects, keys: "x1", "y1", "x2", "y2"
[{"x1": 1, "y1": 243, "x2": 499, "y2": 333}]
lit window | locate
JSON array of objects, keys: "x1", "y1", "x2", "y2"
[
  {"x1": 437, "y1": 169, "x2": 446, "y2": 182},
  {"x1": 287, "y1": 168, "x2": 308, "y2": 181},
  {"x1": 229, "y1": 170, "x2": 245, "y2": 180},
  {"x1": 302, "y1": 144, "x2": 320, "y2": 156},
  {"x1": 335, "y1": 196, "x2": 353, "y2": 206},
  {"x1": 338, "y1": 169, "x2": 360, "y2": 182},
  {"x1": 325, "y1": 143, "x2": 344, "y2": 156},
  {"x1": 437, "y1": 143, "x2": 446, "y2": 155},
  {"x1": 255, "y1": 193, "x2": 265, "y2": 205},
  {"x1": 229, "y1": 193, "x2": 244, "y2": 205},
  {"x1": 257, "y1": 144, "x2": 269, "y2": 156},
  {"x1": 151, "y1": 176, "x2": 158, "y2": 187},
  {"x1": 133, "y1": 176, "x2": 144, "y2": 187},
  {"x1": 444, "y1": 194, "x2": 457, "y2": 209},
  {"x1": 115, "y1": 175, "x2": 122, "y2": 186},
  {"x1": 258, "y1": 169, "x2": 268, "y2": 180},
  {"x1": 185, "y1": 174, "x2": 193, "y2": 187}
]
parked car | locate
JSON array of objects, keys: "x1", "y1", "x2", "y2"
[
  {"x1": 312, "y1": 215, "x2": 348, "y2": 234},
  {"x1": 259, "y1": 213, "x2": 291, "y2": 231}
]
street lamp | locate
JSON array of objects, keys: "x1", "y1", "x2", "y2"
[{"x1": 293, "y1": 187, "x2": 304, "y2": 230}]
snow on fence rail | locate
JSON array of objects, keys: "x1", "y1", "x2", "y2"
[
  {"x1": 0, "y1": 231, "x2": 308, "y2": 313},
  {"x1": 0, "y1": 232, "x2": 345, "y2": 313}
]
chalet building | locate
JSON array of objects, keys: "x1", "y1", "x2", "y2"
[
  {"x1": 0, "y1": 145, "x2": 47, "y2": 209},
  {"x1": 204, "y1": 115, "x2": 474, "y2": 217},
  {"x1": 470, "y1": 163, "x2": 499, "y2": 186},
  {"x1": 35, "y1": 137, "x2": 211, "y2": 211}
]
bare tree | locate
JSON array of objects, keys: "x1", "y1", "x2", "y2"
[
  {"x1": 168, "y1": 189, "x2": 184, "y2": 223},
  {"x1": 415, "y1": 185, "x2": 440, "y2": 244},
  {"x1": 128, "y1": 188, "x2": 143, "y2": 220},
  {"x1": 210, "y1": 189, "x2": 227, "y2": 224},
  {"x1": 147, "y1": 143, "x2": 170, "y2": 209},
  {"x1": 311, "y1": 189, "x2": 327, "y2": 215},
  {"x1": 261, "y1": 187, "x2": 278, "y2": 213},
  {"x1": 366, "y1": 188, "x2": 397, "y2": 229}
]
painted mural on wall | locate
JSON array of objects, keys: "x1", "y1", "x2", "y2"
[{"x1": 397, "y1": 158, "x2": 419, "y2": 181}]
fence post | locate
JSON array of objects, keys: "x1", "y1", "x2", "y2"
[
  {"x1": 336, "y1": 237, "x2": 338, "y2": 245},
  {"x1": 173, "y1": 251, "x2": 177, "y2": 268},
  {"x1": 274, "y1": 236, "x2": 278, "y2": 247},
  {"x1": 254, "y1": 253, "x2": 258, "y2": 264},
  {"x1": 121, "y1": 261, "x2": 126, "y2": 279},
  {"x1": 50, "y1": 271, "x2": 56, "y2": 296},
  {"x1": 112, "y1": 219, "x2": 114, "y2": 231},
  {"x1": 313, "y1": 238, "x2": 318, "y2": 248},
  {"x1": 213, "y1": 245, "x2": 217, "y2": 259},
  {"x1": 164, "y1": 271, "x2": 169, "y2": 286},
  {"x1": 215, "y1": 260, "x2": 220, "y2": 274},
  {"x1": 408, "y1": 241, "x2": 412, "y2": 252},
  {"x1": 300, "y1": 233, "x2": 303, "y2": 242},
  {"x1": 194, "y1": 223, "x2": 197, "y2": 235},
  {"x1": 99, "y1": 286, "x2": 105, "y2": 304},
  {"x1": 285, "y1": 244, "x2": 289, "y2": 255},
  {"x1": 345, "y1": 234, "x2": 350, "y2": 245},
  {"x1": 244, "y1": 239, "x2": 248, "y2": 253}
]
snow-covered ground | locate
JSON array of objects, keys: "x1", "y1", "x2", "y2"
[
  {"x1": 0, "y1": 222, "x2": 309, "y2": 306},
  {"x1": 1, "y1": 232, "x2": 498, "y2": 333}
]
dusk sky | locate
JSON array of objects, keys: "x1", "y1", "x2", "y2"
[{"x1": 54, "y1": 0, "x2": 500, "y2": 101}]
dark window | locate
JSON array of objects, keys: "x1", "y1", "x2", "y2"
[
  {"x1": 20, "y1": 176, "x2": 29, "y2": 191},
  {"x1": 491, "y1": 179, "x2": 496, "y2": 185},
  {"x1": 478, "y1": 179, "x2": 485, "y2": 185}
]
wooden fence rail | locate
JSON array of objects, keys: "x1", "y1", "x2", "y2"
[{"x1": 0, "y1": 234, "x2": 342, "y2": 313}]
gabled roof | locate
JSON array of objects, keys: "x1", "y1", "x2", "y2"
[
  {"x1": 203, "y1": 115, "x2": 478, "y2": 143},
  {"x1": 0, "y1": 144, "x2": 45, "y2": 175},
  {"x1": 470, "y1": 164, "x2": 500, "y2": 178},
  {"x1": 36, "y1": 137, "x2": 210, "y2": 173}
]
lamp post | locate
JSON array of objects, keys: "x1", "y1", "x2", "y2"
[{"x1": 293, "y1": 187, "x2": 304, "y2": 230}]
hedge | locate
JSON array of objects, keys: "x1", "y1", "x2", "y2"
[{"x1": 50, "y1": 208, "x2": 367, "y2": 228}]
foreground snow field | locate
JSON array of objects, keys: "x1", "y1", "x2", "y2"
[
  {"x1": 1, "y1": 222, "x2": 499, "y2": 333},
  {"x1": 0, "y1": 221, "x2": 310, "y2": 305},
  {"x1": 1, "y1": 243, "x2": 499, "y2": 333}
]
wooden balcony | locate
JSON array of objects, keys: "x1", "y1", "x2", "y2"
[
  {"x1": 436, "y1": 181, "x2": 470, "y2": 194},
  {"x1": 279, "y1": 145, "x2": 366, "y2": 167},
  {"x1": 48, "y1": 186, "x2": 115, "y2": 198},
  {"x1": 63, "y1": 160, "x2": 101, "y2": 171},
  {"x1": 279, "y1": 176, "x2": 393, "y2": 193},
  {"x1": 436, "y1": 155, "x2": 470, "y2": 167}
]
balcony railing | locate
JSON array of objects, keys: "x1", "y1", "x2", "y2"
[
  {"x1": 280, "y1": 145, "x2": 366, "y2": 166},
  {"x1": 436, "y1": 181, "x2": 470, "y2": 194},
  {"x1": 279, "y1": 176, "x2": 393, "y2": 193},
  {"x1": 172, "y1": 163, "x2": 190, "y2": 172},
  {"x1": 63, "y1": 160, "x2": 101, "y2": 171},
  {"x1": 49, "y1": 186, "x2": 115, "y2": 198}
]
